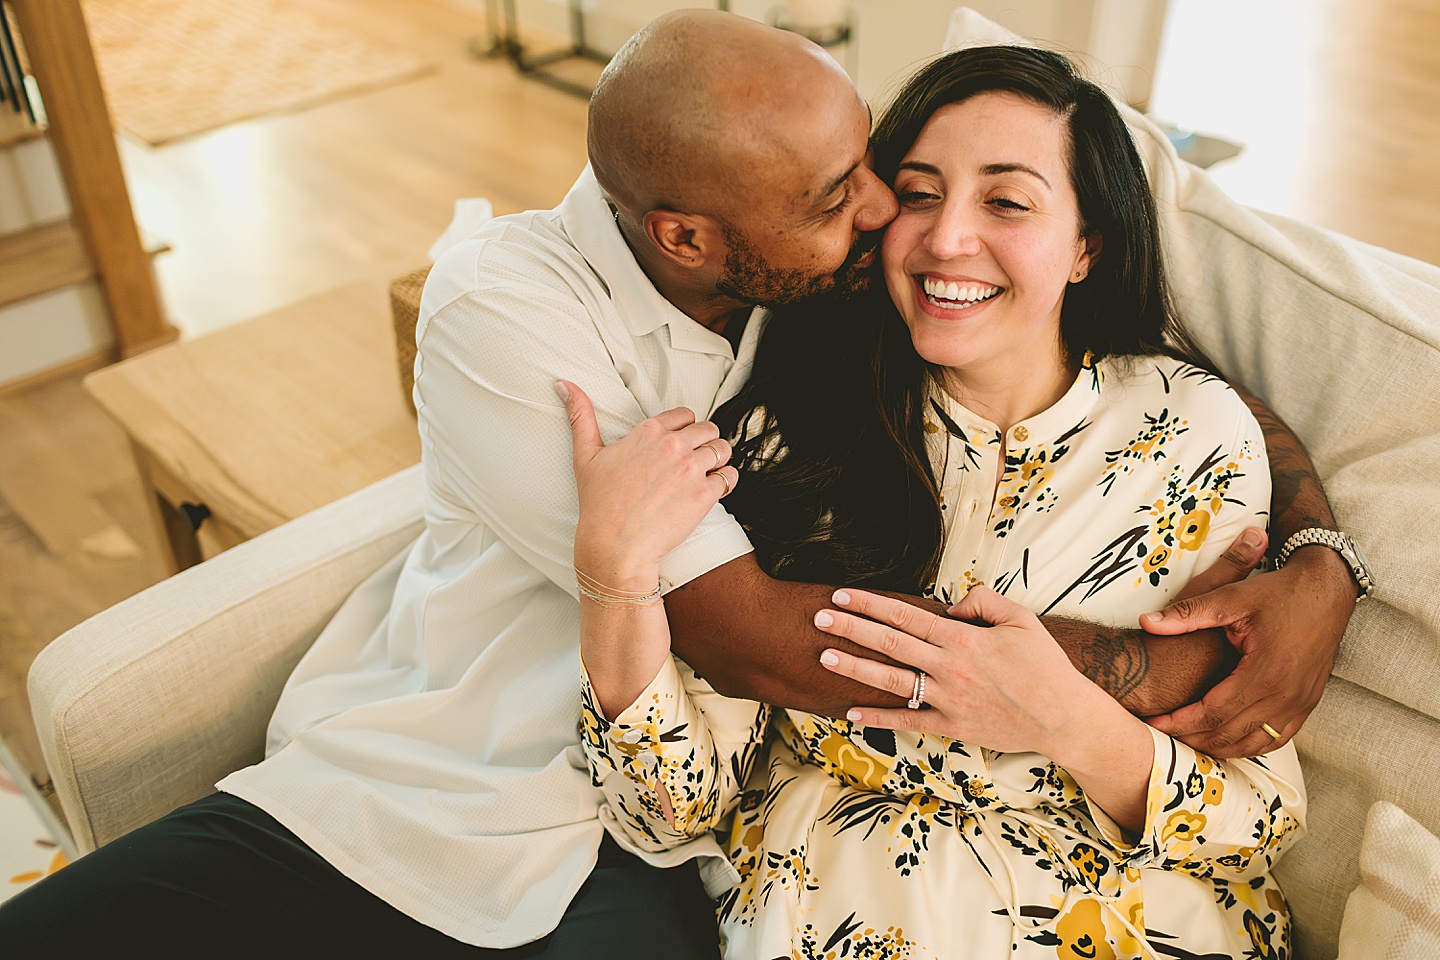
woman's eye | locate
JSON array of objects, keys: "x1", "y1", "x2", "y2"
[
  {"x1": 988, "y1": 197, "x2": 1030, "y2": 212},
  {"x1": 897, "y1": 190, "x2": 939, "y2": 207}
]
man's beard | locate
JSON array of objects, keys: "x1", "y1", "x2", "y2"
[{"x1": 715, "y1": 226, "x2": 880, "y2": 308}]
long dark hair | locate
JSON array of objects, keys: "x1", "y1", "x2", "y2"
[{"x1": 715, "y1": 45, "x2": 1210, "y2": 592}]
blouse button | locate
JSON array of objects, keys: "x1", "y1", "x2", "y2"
[
  {"x1": 1000, "y1": 496, "x2": 1019, "y2": 509},
  {"x1": 1013, "y1": 426, "x2": 1030, "y2": 441}
]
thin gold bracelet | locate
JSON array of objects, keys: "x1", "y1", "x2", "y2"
[
  {"x1": 576, "y1": 583, "x2": 664, "y2": 606},
  {"x1": 574, "y1": 568, "x2": 670, "y2": 606}
]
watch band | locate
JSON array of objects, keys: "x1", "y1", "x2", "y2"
[
  {"x1": 1275, "y1": 527, "x2": 1375, "y2": 600},
  {"x1": 1276, "y1": 528, "x2": 1347, "y2": 567}
]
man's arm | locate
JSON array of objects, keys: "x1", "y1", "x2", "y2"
[
  {"x1": 665, "y1": 547, "x2": 1257, "y2": 719},
  {"x1": 1143, "y1": 387, "x2": 1357, "y2": 757}
]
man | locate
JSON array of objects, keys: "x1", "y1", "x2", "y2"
[{"x1": 0, "y1": 9, "x2": 1357, "y2": 955}]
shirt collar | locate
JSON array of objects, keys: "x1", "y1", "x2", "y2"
[
  {"x1": 928, "y1": 354, "x2": 1106, "y2": 445},
  {"x1": 558, "y1": 165, "x2": 757, "y2": 359}
]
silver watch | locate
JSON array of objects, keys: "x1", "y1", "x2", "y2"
[{"x1": 1275, "y1": 528, "x2": 1376, "y2": 601}]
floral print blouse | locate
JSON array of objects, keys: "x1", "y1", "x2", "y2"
[{"x1": 580, "y1": 355, "x2": 1306, "y2": 960}]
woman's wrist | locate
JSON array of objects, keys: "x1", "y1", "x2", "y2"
[
  {"x1": 1052, "y1": 700, "x2": 1151, "y2": 777},
  {"x1": 1041, "y1": 685, "x2": 1154, "y2": 831},
  {"x1": 573, "y1": 533, "x2": 663, "y2": 594}
]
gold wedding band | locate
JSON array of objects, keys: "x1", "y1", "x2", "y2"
[
  {"x1": 1261, "y1": 722, "x2": 1283, "y2": 741},
  {"x1": 702, "y1": 440, "x2": 725, "y2": 471},
  {"x1": 713, "y1": 470, "x2": 732, "y2": 496},
  {"x1": 922, "y1": 614, "x2": 939, "y2": 643}
]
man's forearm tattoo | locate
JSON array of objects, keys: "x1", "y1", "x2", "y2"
[
  {"x1": 1077, "y1": 627, "x2": 1150, "y2": 702},
  {"x1": 1241, "y1": 392, "x2": 1336, "y2": 542}
]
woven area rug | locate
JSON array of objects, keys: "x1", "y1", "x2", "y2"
[{"x1": 84, "y1": 0, "x2": 434, "y2": 145}]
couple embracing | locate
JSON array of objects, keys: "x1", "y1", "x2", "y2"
[{"x1": 2, "y1": 10, "x2": 1360, "y2": 960}]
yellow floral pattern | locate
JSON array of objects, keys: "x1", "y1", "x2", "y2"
[
  {"x1": 580, "y1": 658, "x2": 767, "y2": 850},
  {"x1": 580, "y1": 355, "x2": 1303, "y2": 959}
]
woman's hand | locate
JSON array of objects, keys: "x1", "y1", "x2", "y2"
[
  {"x1": 815, "y1": 586, "x2": 1153, "y2": 831},
  {"x1": 813, "y1": 586, "x2": 1101, "y2": 755},
  {"x1": 561, "y1": 380, "x2": 738, "y2": 579},
  {"x1": 560, "y1": 380, "x2": 739, "y2": 719}
]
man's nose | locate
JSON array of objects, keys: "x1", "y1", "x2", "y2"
[{"x1": 852, "y1": 166, "x2": 898, "y2": 232}]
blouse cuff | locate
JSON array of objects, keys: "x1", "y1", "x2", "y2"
[
  {"x1": 579, "y1": 654, "x2": 690, "y2": 782},
  {"x1": 1081, "y1": 726, "x2": 1180, "y2": 862},
  {"x1": 1142, "y1": 726, "x2": 1227, "y2": 860}
]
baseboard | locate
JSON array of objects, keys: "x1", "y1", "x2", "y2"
[{"x1": 0, "y1": 345, "x2": 116, "y2": 399}]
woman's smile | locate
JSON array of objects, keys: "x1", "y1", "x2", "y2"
[{"x1": 914, "y1": 274, "x2": 1003, "y2": 318}]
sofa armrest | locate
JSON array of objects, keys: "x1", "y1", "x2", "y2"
[{"x1": 28, "y1": 465, "x2": 424, "y2": 853}]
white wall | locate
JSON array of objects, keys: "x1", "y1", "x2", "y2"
[
  {"x1": 481, "y1": 0, "x2": 1168, "y2": 107},
  {"x1": 0, "y1": 135, "x2": 111, "y2": 389},
  {"x1": 0, "y1": 282, "x2": 114, "y2": 389},
  {"x1": 0, "y1": 137, "x2": 70, "y2": 234}
]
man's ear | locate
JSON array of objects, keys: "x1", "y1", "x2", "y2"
[{"x1": 643, "y1": 210, "x2": 724, "y2": 271}]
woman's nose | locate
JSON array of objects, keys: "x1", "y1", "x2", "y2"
[{"x1": 924, "y1": 204, "x2": 982, "y2": 260}]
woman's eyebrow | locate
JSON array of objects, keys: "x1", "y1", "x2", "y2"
[
  {"x1": 897, "y1": 161, "x2": 941, "y2": 176},
  {"x1": 897, "y1": 160, "x2": 1052, "y2": 189},
  {"x1": 981, "y1": 162, "x2": 1050, "y2": 188}
]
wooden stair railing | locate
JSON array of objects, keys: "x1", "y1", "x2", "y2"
[{"x1": 7, "y1": 0, "x2": 177, "y2": 357}]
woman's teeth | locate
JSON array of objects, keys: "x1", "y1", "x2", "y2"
[{"x1": 922, "y1": 277, "x2": 1000, "y2": 305}]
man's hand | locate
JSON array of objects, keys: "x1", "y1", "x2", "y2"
[
  {"x1": 1142, "y1": 543, "x2": 1356, "y2": 758},
  {"x1": 1142, "y1": 387, "x2": 1358, "y2": 759},
  {"x1": 1039, "y1": 528, "x2": 1267, "y2": 716}
]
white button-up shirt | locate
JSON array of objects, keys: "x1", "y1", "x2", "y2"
[{"x1": 219, "y1": 167, "x2": 760, "y2": 948}]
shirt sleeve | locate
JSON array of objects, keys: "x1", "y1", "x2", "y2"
[
  {"x1": 1084, "y1": 385, "x2": 1306, "y2": 879},
  {"x1": 413, "y1": 246, "x2": 753, "y2": 595},
  {"x1": 1085, "y1": 728, "x2": 1307, "y2": 883},
  {"x1": 580, "y1": 653, "x2": 768, "y2": 852},
  {"x1": 1154, "y1": 373, "x2": 1272, "y2": 596}
]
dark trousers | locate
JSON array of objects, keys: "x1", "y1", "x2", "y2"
[{"x1": 0, "y1": 791, "x2": 721, "y2": 958}]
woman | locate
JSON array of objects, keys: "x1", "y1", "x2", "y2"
[{"x1": 562, "y1": 46, "x2": 1304, "y2": 959}]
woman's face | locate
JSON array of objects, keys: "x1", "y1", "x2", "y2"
[{"x1": 881, "y1": 92, "x2": 1095, "y2": 377}]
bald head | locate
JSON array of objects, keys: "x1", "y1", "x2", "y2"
[{"x1": 588, "y1": 10, "x2": 859, "y2": 223}]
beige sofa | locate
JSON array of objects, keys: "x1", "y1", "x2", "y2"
[{"x1": 27, "y1": 9, "x2": 1440, "y2": 959}]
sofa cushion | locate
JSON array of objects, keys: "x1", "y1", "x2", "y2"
[
  {"x1": 1336, "y1": 800, "x2": 1440, "y2": 960},
  {"x1": 1275, "y1": 678, "x2": 1440, "y2": 957}
]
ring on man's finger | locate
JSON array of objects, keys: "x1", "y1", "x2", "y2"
[
  {"x1": 1260, "y1": 722, "x2": 1283, "y2": 741},
  {"x1": 907, "y1": 670, "x2": 927, "y2": 710},
  {"x1": 701, "y1": 440, "x2": 725, "y2": 471}
]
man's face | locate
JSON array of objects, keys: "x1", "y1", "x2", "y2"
[{"x1": 714, "y1": 92, "x2": 898, "y2": 307}]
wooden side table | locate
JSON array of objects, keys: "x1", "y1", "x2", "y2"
[{"x1": 84, "y1": 276, "x2": 422, "y2": 573}]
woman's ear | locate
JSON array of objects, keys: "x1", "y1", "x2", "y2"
[
  {"x1": 643, "y1": 210, "x2": 722, "y2": 271},
  {"x1": 1071, "y1": 232, "x2": 1103, "y2": 283}
]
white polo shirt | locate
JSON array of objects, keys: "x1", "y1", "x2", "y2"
[{"x1": 219, "y1": 166, "x2": 760, "y2": 947}]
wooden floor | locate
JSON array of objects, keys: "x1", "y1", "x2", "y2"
[
  {"x1": 118, "y1": 0, "x2": 592, "y2": 337},
  {"x1": 1151, "y1": 0, "x2": 1440, "y2": 268},
  {"x1": 1, "y1": 0, "x2": 1438, "y2": 794},
  {"x1": 0, "y1": 373, "x2": 170, "y2": 783}
]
